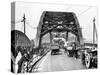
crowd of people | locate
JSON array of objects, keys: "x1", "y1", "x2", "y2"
[
  {"x1": 11, "y1": 45, "x2": 34, "y2": 73},
  {"x1": 11, "y1": 42, "x2": 50, "y2": 73}
]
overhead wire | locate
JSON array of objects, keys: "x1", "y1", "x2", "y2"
[{"x1": 78, "y1": 6, "x2": 93, "y2": 17}]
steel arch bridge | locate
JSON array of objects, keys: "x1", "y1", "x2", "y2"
[{"x1": 36, "y1": 11, "x2": 83, "y2": 48}]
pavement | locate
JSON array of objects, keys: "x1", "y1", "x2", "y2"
[{"x1": 33, "y1": 49, "x2": 86, "y2": 72}]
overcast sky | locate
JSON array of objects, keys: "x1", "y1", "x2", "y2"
[{"x1": 13, "y1": 2, "x2": 98, "y2": 43}]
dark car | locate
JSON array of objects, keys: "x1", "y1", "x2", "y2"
[{"x1": 51, "y1": 49, "x2": 60, "y2": 55}]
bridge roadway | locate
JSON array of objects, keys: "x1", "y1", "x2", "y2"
[{"x1": 33, "y1": 49, "x2": 86, "y2": 72}]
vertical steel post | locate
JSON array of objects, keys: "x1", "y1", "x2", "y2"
[
  {"x1": 50, "y1": 32, "x2": 52, "y2": 50},
  {"x1": 93, "y1": 18, "x2": 95, "y2": 44},
  {"x1": 23, "y1": 14, "x2": 26, "y2": 34},
  {"x1": 66, "y1": 31, "x2": 68, "y2": 41}
]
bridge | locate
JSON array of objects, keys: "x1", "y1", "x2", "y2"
[
  {"x1": 36, "y1": 11, "x2": 83, "y2": 48},
  {"x1": 11, "y1": 11, "x2": 97, "y2": 73},
  {"x1": 31, "y1": 11, "x2": 85, "y2": 72}
]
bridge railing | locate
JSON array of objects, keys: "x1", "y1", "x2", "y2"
[{"x1": 27, "y1": 48, "x2": 50, "y2": 73}]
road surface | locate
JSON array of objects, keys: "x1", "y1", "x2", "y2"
[{"x1": 33, "y1": 49, "x2": 86, "y2": 72}]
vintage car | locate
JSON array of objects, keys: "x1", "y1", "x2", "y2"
[
  {"x1": 51, "y1": 49, "x2": 60, "y2": 55},
  {"x1": 51, "y1": 37, "x2": 60, "y2": 55},
  {"x1": 51, "y1": 45, "x2": 60, "y2": 55},
  {"x1": 81, "y1": 44, "x2": 97, "y2": 68}
]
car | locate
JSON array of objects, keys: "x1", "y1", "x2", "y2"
[
  {"x1": 51, "y1": 49, "x2": 60, "y2": 55},
  {"x1": 51, "y1": 44, "x2": 60, "y2": 55},
  {"x1": 81, "y1": 44, "x2": 97, "y2": 68}
]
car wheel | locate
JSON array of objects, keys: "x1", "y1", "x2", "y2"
[{"x1": 85, "y1": 53, "x2": 92, "y2": 68}]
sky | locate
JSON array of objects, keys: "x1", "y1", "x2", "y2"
[{"x1": 13, "y1": 2, "x2": 98, "y2": 43}]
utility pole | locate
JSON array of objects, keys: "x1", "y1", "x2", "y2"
[
  {"x1": 21, "y1": 14, "x2": 26, "y2": 34},
  {"x1": 93, "y1": 17, "x2": 95, "y2": 44}
]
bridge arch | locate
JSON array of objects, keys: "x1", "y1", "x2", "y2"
[
  {"x1": 36, "y1": 11, "x2": 83, "y2": 47},
  {"x1": 11, "y1": 30, "x2": 31, "y2": 58}
]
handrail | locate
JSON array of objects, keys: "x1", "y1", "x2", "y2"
[{"x1": 29, "y1": 50, "x2": 49, "y2": 72}]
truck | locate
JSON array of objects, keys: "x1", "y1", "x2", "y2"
[{"x1": 51, "y1": 38, "x2": 60, "y2": 55}]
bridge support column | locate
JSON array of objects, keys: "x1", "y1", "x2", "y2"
[
  {"x1": 66, "y1": 31, "x2": 68, "y2": 41},
  {"x1": 39, "y1": 35, "x2": 42, "y2": 48},
  {"x1": 50, "y1": 32, "x2": 52, "y2": 50}
]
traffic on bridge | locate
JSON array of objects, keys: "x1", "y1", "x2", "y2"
[{"x1": 11, "y1": 3, "x2": 98, "y2": 73}]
